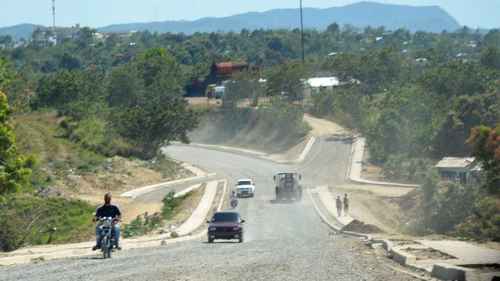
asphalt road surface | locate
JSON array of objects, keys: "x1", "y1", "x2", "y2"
[{"x1": 0, "y1": 137, "x2": 421, "y2": 281}]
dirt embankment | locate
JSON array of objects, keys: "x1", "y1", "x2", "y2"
[
  {"x1": 190, "y1": 109, "x2": 309, "y2": 154},
  {"x1": 13, "y1": 112, "x2": 192, "y2": 219}
]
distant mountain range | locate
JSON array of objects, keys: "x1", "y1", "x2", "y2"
[
  {"x1": 0, "y1": 23, "x2": 41, "y2": 40},
  {"x1": 100, "y1": 2, "x2": 460, "y2": 34},
  {"x1": 0, "y1": 2, "x2": 461, "y2": 40}
]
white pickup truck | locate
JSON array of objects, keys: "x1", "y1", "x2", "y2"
[{"x1": 235, "y1": 179, "x2": 255, "y2": 198}]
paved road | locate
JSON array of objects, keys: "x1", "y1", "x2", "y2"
[{"x1": 0, "y1": 138, "x2": 420, "y2": 281}]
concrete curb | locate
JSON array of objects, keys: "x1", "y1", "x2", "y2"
[
  {"x1": 348, "y1": 137, "x2": 419, "y2": 188},
  {"x1": 371, "y1": 238, "x2": 394, "y2": 252},
  {"x1": 185, "y1": 142, "x2": 267, "y2": 158},
  {"x1": 174, "y1": 183, "x2": 202, "y2": 198},
  {"x1": 390, "y1": 247, "x2": 418, "y2": 267},
  {"x1": 289, "y1": 136, "x2": 316, "y2": 164},
  {"x1": 432, "y1": 264, "x2": 470, "y2": 281},
  {"x1": 176, "y1": 181, "x2": 218, "y2": 236},
  {"x1": 306, "y1": 188, "x2": 371, "y2": 240},
  {"x1": 120, "y1": 172, "x2": 217, "y2": 199},
  {"x1": 306, "y1": 188, "x2": 445, "y2": 280},
  {"x1": 306, "y1": 188, "x2": 342, "y2": 233},
  {"x1": 432, "y1": 264, "x2": 500, "y2": 281},
  {"x1": 179, "y1": 136, "x2": 316, "y2": 165}
]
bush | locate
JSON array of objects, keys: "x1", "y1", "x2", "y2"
[
  {"x1": 410, "y1": 173, "x2": 480, "y2": 236},
  {"x1": 382, "y1": 155, "x2": 432, "y2": 183},
  {"x1": 162, "y1": 191, "x2": 184, "y2": 220},
  {"x1": 0, "y1": 194, "x2": 94, "y2": 251},
  {"x1": 122, "y1": 191, "x2": 190, "y2": 238},
  {"x1": 122, "y1": 213, "x2": 163, "y2": 238},
  {"x1": 456, "y1": 197, "x2": 500, "y2": 242}
]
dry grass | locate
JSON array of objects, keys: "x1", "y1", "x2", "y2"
[{"x1": 11, "y1": 111, "x2": 189, "y2": 202}]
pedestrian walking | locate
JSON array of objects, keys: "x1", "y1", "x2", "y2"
[
  {"x1": 335, "y1": 196, "x2": 342, "y2": 217},
  {"x1": 343, "y1": 193, "x2": 349, "y2": 216}
]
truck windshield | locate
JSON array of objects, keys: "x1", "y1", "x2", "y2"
[
  {"x1": 238, "y1": 181, "x2": 252, "y2": 185},
  {"x1": 212, "y1": 212, "x2": 239, "y2": 222}
]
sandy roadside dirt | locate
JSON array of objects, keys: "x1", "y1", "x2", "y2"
[
  {"x1": 61, "y1": 157, "x2": 195, "y2": 223},
  {"x1": 267, "y1": 114, "x2": 353, "y2": 163},
  {"x1": 303, "y1": 115, "x2": 416, "y2": 235},
  {"x1": 304, "y1": 114, "x2": 351, "y2": 137},
  {"x1": 330, "y1": 185, "x2": 413, "y2": 234}
]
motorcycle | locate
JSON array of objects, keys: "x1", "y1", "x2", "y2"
[
  {"x1": 97, "y1": 217, "x2": 116, "y2": 259},
  {"x1": 230, "y1": 197, "x2": 238, "y2": 208}
]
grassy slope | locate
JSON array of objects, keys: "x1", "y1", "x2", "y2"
[
  {"x1": 2, "y1": 111, "x2": 190, "y2": 251},
  {"x1": 12, "y1": 111, "x2": 188, "y2": 196}
]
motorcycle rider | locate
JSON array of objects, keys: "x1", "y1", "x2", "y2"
[{"x1": 93, "y1": 193, "x2": 122, "y2": 251}]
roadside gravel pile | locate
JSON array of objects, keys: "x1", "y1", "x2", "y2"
[{"x1": 343, "y1": 219, "x2": 385, "y2": 234}]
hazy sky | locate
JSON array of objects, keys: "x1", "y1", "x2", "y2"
[{"x1": 1, "y1": 0, "x2": 499, "y2": 29}]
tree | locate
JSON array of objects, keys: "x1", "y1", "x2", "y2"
[
  {"x1": 326, "y1": 23, "x2": 340, "y2": 35},
  {"x1": 111, "y1": 48, "x2": 199, "y2": 158},
  {"x1": 480, "y1": 47, "x2": 500, "y2": 70},
  {"x1": 0, "y1": 91, "x2": 34, "y2": 195},
  {"x1": 0, "y1": 57, "x2": 14, "y2": 91},
  {"x1": 135, "y1": 48, "x2": 184, "y2": 89},
  {"x1": 33, "y1": 70, "x2": 105, "y2": 119},
  {"x1": 266, "y1": 62, "x2": 305, "y2": 102},
  {"x1": 0, "y1": 36, "x2": 13, "y2": 48},
  {"x1": 468, "y1": 124, "x2": 500, "y2": 194},
  {"x1": 107, "y1": 65, "x2": 143, "y2": 107},
  {"x1": 114, "y1": 94, "x2": 198, "y2": 159},
  {"x1": 432, "y1": 93, "x2": 500, "y2": 157},
  {"x1": 76, "y1": 27, "x2": 96, "y2": 49},
  {"x1": 59, "y1": 53, "x2": 82, "y2": 70},
  {"x1": 364, "y1": 86, "x2": 433, "y2": 162},
  {"x1": 420, "y1": 61, "x2": 494, "y2": 103},
  {"x1": 484, "y1": 29, "x2": 500, "y2": 48}
]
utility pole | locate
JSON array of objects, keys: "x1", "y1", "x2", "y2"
[
  {"x1": 300, "y1": 0, "x2": 305, "y2": 64},
  {"x1": 52, "y1": 0, "x2": 56, "y2": 30}
]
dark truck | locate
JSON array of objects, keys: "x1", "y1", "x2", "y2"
[
  {"x1": 207, "y1": 211, "x2": 245, "y2": 243},
  {"x1": 274, "y1": 172, "x2": 303, "y2": 201}
]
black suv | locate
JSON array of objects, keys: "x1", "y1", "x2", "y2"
[{"x1": 207, "y1": 211, "x2": 245, "y2": 243}]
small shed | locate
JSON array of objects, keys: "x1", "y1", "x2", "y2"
[{"x1": 435, "y1": 157, "x2": 480, "y2": 185}]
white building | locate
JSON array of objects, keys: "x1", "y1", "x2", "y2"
[
  {"x1": 306, "y1": 77, "x2": 340, "y2": 89},
  {"x1": 303, "y1": 76, "x2": 358, "y2": 97}
]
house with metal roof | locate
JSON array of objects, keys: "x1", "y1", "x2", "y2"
[{"x1": 435, "y1": 157, "x2": 481, "y2": 185}]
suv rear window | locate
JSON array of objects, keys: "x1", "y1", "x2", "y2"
[
  {"x1": 238, "y1": 180, "x2": 252, "y2": 185},
  {"x1": 212, "y1": 212, "x2": 239, "y2": 222}
]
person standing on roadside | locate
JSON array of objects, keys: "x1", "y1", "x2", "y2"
[
  {"x1": 343, "y1": 193, "x2": 349, "y2": 216},
  {"x1": 335, "y1": 196, "x2": 342, "y2": 217}
]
